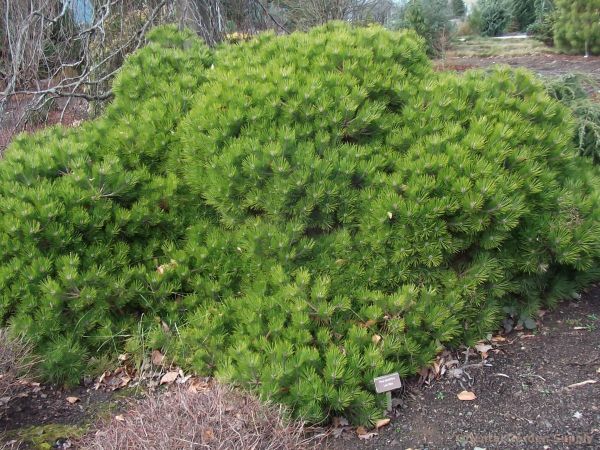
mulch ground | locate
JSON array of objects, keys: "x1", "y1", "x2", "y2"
[
  {"x1": 328, "y1": 288, "x2": 600, "y2": 450},
  {"x1": 1, "y1": 385, "x2": 116, "y2": 432},
  {"x1": 436, "y1": 54, "x2": 600, "y2": 82}
]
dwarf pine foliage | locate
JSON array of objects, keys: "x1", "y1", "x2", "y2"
[
  {"x1": 0, "y1": 26, "x2": 213, "y2": 386},
  {"x1": 1, "y1": 23, "x2": 600, "y2": 424}
]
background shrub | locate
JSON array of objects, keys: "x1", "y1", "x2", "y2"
[
  {"x1": 546, "y1": 75, "x2": 600, "y2": 163},
  {"x1": 1, "y1": 23, "x2": 600, "y2": 425},
  {"x1": 554, "y1": 0, "x2": 600, "y2": 56},
  {"x1": 527, "y1": 11, "x2": 556, "y2": 46},
  {"x1": 526, "y1": 0, "x2": 555, "y2": 45}
]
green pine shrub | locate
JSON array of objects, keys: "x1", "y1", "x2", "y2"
[
  {"x1": 527, "y1": 12, "x2": 556, "y2": 46},
  {"x1": 554, "y1": 0, "x2": 600, "y2": 56},
  {"x1": 2, "y1": 22, "x2": 600, "y2": 425},
  {"x1": 0, "y1": 25, "x2": 213, "y2": 386},
  {"x1": 173, "y1": 24, "x2": 600, "y2": 423}
]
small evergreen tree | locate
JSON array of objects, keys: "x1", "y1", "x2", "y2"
[
  {"x1": 511, "y1": 0, "x2": 536, "y2": 31},
  {"x1": 476, "y1": 0, "x2": 512, "y2": 36},
  {"x1": 398, "y1": 0, "x2": 454, "y2": 55},
  {"x1": 452, "y1": 0, "x2": 466, "y2": 17},
  {"x1": 554, "y1": 0, "x2": 600, "y2": 56}
]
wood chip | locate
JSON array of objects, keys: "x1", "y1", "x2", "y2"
[
  {"x1": 566, "y1": 380, "x2": 597, "y2": 389},
  {"x1": 66, "y1": 396, "x2": 80, "y2": 404},
  {"x1": 202, "y1": 428, "x2": 215, "y2": 442},
  {"x1": 457, "y1": 390, "x2": 476, "y2": 401},
  {"x1": 375, "y1": 418, "x2": 390, "y2": 429},
  {"x1": 475, "y1": 343, "x2": 492, "y2": 354},
  {"x1": 160, "y1": 371, "x2": 179, "y2": 385}
]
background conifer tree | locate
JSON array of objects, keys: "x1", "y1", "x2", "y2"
[
  {"x1": 554, "y1": 0, "x2": 600, "y2": 56},
  {"x1": 452, "y1": 0, "x2": 466, "y2": 18}
]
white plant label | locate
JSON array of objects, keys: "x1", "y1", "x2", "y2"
[{"x1": 373, "y1": 372, "x2": 401, "y2": 393}]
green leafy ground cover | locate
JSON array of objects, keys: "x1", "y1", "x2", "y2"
[{"x1": 1, "y1": 23, "x2": 600, "y2": 425}]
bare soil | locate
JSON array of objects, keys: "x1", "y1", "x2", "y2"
[
  {"x1": 328, "y1": 289, "x2": 600, "y2": 450},
  {"x1": 1, "y1": 385, "x2": 116, "y2": 432},
  {"x1": 437, "y1": 54, "x2": 600, "y2": 82}
]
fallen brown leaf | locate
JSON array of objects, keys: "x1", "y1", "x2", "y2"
[
  {"x1": 356, "y1": 426, "x2": 368, "y2": 436},
  {"x1": 66, "y1": 396, "x2": 80, "y2": 404},
  {"x1": 358, "y1": 432, "x2": 378, "y2": 440},
  {"x1": 375, "y1": 418, "x2": 390, "y2": 429},
  {"x1": 371, "y1": 334, "x2": 382, "y2": 345},
  {"x1": 202, "y1": 428, "x2": 215, "y2": 442},
  {"x1": 333, "y1": 417, "x2": 349, "y2": 428},
  {"x1": 160, "y1": 371, "x2": 179, "y2": 385},
  {"x1": 457, "y1": 390, "x2": 476, "y2": 401},
  {"x1": 115, "y1": 414, "x2": 125, "y2": 422},
  {"x1": 475, "y1": 343, "x2": 492, "y2": 354},
  {"x1": 332, "y1": 428, "x2": 345, "y2": 438},
  {"x1": 152, "y1": 350, "x2": 165, "y2": 366},
  {"x1": 188, "y1": 378, "x2": 209, "y2": 393},
  {"x1": 119, "y1": 376, "x2": 132, "y2": 389}
]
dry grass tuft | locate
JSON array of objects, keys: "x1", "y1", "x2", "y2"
[
  {"x1": 447, "y1": 35, "x2": 556, "y2": 58},
  {"x1": 0, "y1": 329, "x2": 31, "y2": 405},
  {"x1": 81, "y1": 382, "x2": 318, "y2": 450}
]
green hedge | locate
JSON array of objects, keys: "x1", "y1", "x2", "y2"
[{"x1": 1, "y1": 23, "x2": 600, "y2": 425}]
